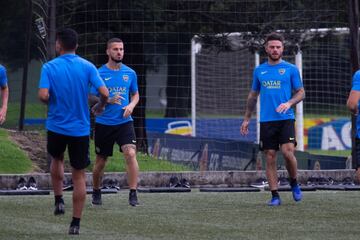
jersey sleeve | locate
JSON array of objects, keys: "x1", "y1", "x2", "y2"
[
  {"x1": 39, "y1": 65, "x2": 50, "y2": 89},
  {"x1": 89, "y1": 84, "x2": 99, "y2": 96},
  {"x1": 0, "y1": 67, "x2": 8, "y2": 87},
  {"x1": 89, "y1": 71, "x2": 99, "y2": 96},
  {"x1": 130, "y1": 71, "x2": 138, "y2": 94},
  {"x1": 352, "y1": 71, "x2": 360, "y2": 91},
  {"x1": 251, "y1": 68, "x2": 260, "y2": 92},
  {"x1": 88, "y1": 64, "x2": 105, "y2": 90},
  {"x1": 291, "y1": 66, "x2": 303, "y2": 90}
]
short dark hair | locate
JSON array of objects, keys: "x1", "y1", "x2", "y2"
[
  {"x1": 107, "y1": 38, "x2": 123, "y2": 49},
  {"x1": 265, "y1": 32, "x2": 284, "y2": 44},
  {"x1": 56, "y1": 28, "x2": 78, "y2": 51}
]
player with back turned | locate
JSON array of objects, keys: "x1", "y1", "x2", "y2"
[
  {"x1": 240, "y1": 32, "x2": 305, "y2": 206},
  {"x1": 38, "y1": 28, "x2": 109, "y2": 235}
]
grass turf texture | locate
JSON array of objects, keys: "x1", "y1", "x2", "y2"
[
  {"x1": 3, "y1": 102, "x2": 47, "y2": 129},
  {"x1": 0, "y1": 127, "x2": 190, "y2": 173},
  {"x1": 0, "y1": 128, "x2": 33, "y2": 173},
  {"x1": 0, "y1": 191, "x2": 359, "y2": 240},
  {"x1": 88, "y1": 143, "x2": 191, "y2": 172},
  {"x1": 64, "y1": 145, "x2": 192, "y2": 172},
  {"x1": 32, "y1": 131, "x2": 191, "y2": 172}
]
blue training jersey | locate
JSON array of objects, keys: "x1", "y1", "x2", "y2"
[
  {"x1": 251, "y1": 60, "x2": 303, "y2": 122},
  {"x1": 0, "y1": 65, "x2": 8, "y2": 87},
  {"x1": 90, "y1": 64, "x2": 138, "y2": 125},
  {"x1": 39, "y1": 54, "x2": 105, "y2": 136},
  {"x1": 351, "y1": 70, "x2": 360, "y2": 138}
]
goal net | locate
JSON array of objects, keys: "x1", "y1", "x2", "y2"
[
  {"x1": 192, "y1": 34, "x2": 256, "y2": 141},
  {"x1": 192, "y1": 33, "x2": 305, "y2": 146},
  {"x1": 192, "y1": 29, "x2": 352, "y2": 153}
]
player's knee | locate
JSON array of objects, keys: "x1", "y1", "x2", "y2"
[
  {"x1": 95, "y1": 155, "x2": 106, "y2": 165},
  {"x1": 96, "y1": 159, "x2": 106, "y2": 168},
  {"x1": 281, "y1": 147, "x2": 295, "y2": 159},
  {"x1": 124, "y1": 150, "x2": 136, "y2": 161},
  {"x1": 265, "y1": 150, "x2": 276, "y2": 160},
  {"x1": 282, "y1": 150, "x2": 295, "y2": 161},
  {"x1": 72, "y1": 169, "x2": 86, "y2": 182}
]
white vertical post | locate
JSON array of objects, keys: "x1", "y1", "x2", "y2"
[
  {"x1": 191, "y1": 37, "x2": 197, "y2": 137},
  {"x1": 255, "y1": 52, "x2": 260, "y2": 144},
  {"x1": 295, "y1": 51, "x2": 304, "y2": 151}
]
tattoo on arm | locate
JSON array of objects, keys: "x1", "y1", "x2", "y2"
[
  {"x1": 130, "y1": 92, "x2": 140, "y2": 108},
  {"x1": 244, "y1": 91, "x2": 258, "y2": 120},
  {"x1": 288, "y1": 88, "x2": 305, "y2": 107}
]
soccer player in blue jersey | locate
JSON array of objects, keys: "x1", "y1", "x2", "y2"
[
  {"x1": 347, "y1": 70, "x2": 360, "y2": 183},
  {"x1": 89, "y1": 38, "x2": 140, "y2": 206},
  {"x1": 0, "y1": 65, "x2": 9, "y2": 124},
  {"x1": 240, "y1": 32, "x2": 305, "y2": 206},
  {"x1": 38, "y1": 28, "x2": 109, "y2": 235}
]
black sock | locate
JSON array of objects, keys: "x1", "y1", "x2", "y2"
[
  {"x1": 55, "y1": 195, "x2": 63, "y2": 204},
  {"x1": 93, "y1": 188, "x2": 101, "y2": 194},
  {"x1": 271, "y1": 190, "x2": 280, "y2": 198},
  {"x1": 289, "y1": 178, "x2": 298, "y2": 187},
  {"x1": 130, "y1": 189, "x2": 136, "y2": 193},
  {"x1": 70, "y1": 217, "x2": 80, "y2": 227}
]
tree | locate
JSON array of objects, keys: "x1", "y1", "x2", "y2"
[{"x1": 0, "y1": 0, "x2": 27, "y2": 70}]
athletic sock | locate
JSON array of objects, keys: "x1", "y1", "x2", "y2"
[
  {"x1": 55, "y1": 195, "x2": 64, "y2": 204},
  {"x1": 93, "y1": 188, "x2": 101, "y2": 194},
  {"x1": 130, "y1": 189, "x2": 136, "y2": 193},
  {"x1": 289, "y1": 178, "x2": 298, "y2": 188},
  {"x1": 70, "y1": 217, "x2": 80, "y2": 227},
  {"x1": 271, "y1": 190, "x2": 280, "y2": 198}
]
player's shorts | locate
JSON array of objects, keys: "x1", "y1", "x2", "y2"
[
  {"x1": 259, "y1": 119, "x2": 296, "y2": 151},
  {"x1": 47, "y1": 130, "x2": 90, "y2": 170},
  {"x1": 355, "y1": 138, "x2": 360, "y2": 168},
  {"x1": 94, "y1": 121, "x2": 136, "y2": 157}
]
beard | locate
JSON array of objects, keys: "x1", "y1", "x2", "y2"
[
  {"x1": 268, "y1": 53, "x2": 282, "y2": 62},
  {"x1": 111, "y1": 56, "x2": 122, "y2": 63}
]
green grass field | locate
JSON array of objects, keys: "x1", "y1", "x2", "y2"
[
  {"x1": 0, "y1": 127, "x2": 191, "y2": 174},
  {"x1": 0, "y1": 128, "x2": 33, "y2": 173},
  {"x1": 87, "y1": 143, "x2": 191, "y2": 172},
  {"x1": 4, "y1": 102, "x2": 47, "y2": 128},
  {"x1": 0, "y1": 190, "x2": 359, "y2": 240}
]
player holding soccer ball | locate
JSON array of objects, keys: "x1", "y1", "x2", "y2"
[{"x1": 240, "y1": 32, "x2": 305, "y2": 206}]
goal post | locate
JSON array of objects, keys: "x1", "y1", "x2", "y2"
[
  {"x1": 191, "y1": 37, "x2": 202, "y2": 137},
  {"x1": 295, "y1": 50, "x2": 304, "y2": 151},
  {"x1": 191, "y1": 33, "x2": 304, "y2": 150}
]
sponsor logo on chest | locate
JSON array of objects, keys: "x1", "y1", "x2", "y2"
[{"x1": 262, "y1": 80, "x2": 281, "y2": 89}]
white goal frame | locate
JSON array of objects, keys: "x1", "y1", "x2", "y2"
[{"x1": 191, "y1": 33, "x2": 304, "y2": 150}]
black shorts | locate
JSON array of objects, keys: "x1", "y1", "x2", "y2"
[
  {"x1": 260, "y1": 119, "x2": 296, "y2": 151},
  {"x1": 355, "y1": 138, "x2": 360, "y2": 168},
  {"x1": 94, "y1": 121, "x2": 136, "y2": 157},
  {"x1": 47, "y1": 130, "x2": 90, "y2": 170}
]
